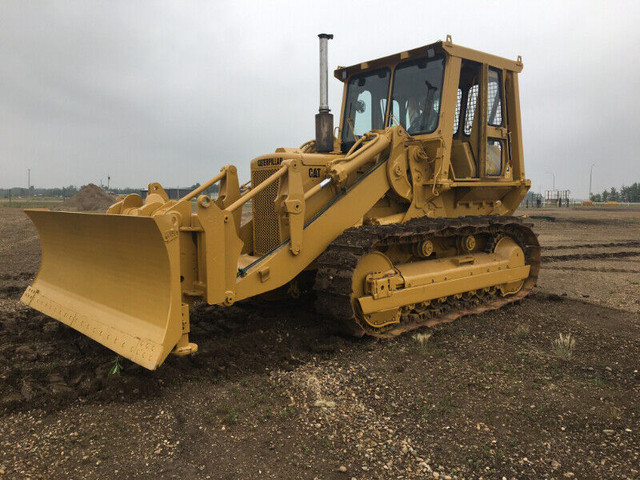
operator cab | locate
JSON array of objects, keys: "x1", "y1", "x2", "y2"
[{"x1": 335, "y1": 37, "x2": 524, "y2": 182}]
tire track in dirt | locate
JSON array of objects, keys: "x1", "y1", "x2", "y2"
[
  {"x1": 542, "y1": 250, "x2": 640, "y2": 263},
  {"x1": 544, "y1": 241, "x2": 640, "y2": 251},
  {"x1": 544, "y1": 266, "x2": 640, "y2": 273}
]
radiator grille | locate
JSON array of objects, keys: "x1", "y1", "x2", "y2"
[{"x1": 252, "y1": 168, "x2": 281, "y2": 255}]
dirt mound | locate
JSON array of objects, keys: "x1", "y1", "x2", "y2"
[{"x1": 54, "y1": 184, "x2": 116, "y2": 212}]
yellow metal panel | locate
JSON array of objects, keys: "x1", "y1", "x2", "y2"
[
  {"x1": 358, "y1": 265, "x2": 530, "y2": 315},
  {"x1": 234, "y1": 161, "x2": 391, "y2": 300},
  {"x1": 334, "y1": 40, "x2": 522, "y2": 82},
  {"x1": 441, "y1": 43, "x2": 523, "y2": 73},
  {"x1": 20, "y1": 210, "x2": 184, "y2": 370},
  {"x1": 505, "y1": 71, "x2": 525, "y2": 181}
]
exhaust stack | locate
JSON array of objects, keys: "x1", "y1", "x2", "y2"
[{"x1": 315, "y1": 33, "x2": 334, "y2": 152}]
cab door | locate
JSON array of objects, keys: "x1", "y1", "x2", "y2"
[
  {"x1": 484, "y1": 67, "x2": 511, "y2": 180},
  {"x1": 450, "y1": 62, "x2": 511, "y2": 180}
]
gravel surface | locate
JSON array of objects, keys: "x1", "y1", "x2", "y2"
[{"x1": 1, "y1": 206, "x2": 639, "y2": 479}]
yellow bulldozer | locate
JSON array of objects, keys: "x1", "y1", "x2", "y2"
[{"x1": 21, "y1": 35, "x2": 540, "y2": 370}]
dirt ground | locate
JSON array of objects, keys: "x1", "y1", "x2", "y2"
[
  {"x1": 0, "y1": 206, "x2": 639, "y2": 479},
  {"x1": 52, "y1": 184, "x2": 116, "y2": 212}
]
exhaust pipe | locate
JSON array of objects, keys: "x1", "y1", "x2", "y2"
[{"x1": 315, "y1": 33, "x2": 334, "y2": 152}]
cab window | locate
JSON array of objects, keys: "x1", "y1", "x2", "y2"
[
  {"x1": 341, "y1": 68, "x2": 391, "y2": 149},
  {"x1": 488, "y1": 68, "x2": 503, "y2": 126},
  {"x1": 388, "y1": 56, "x2": 445, "y2": 135}
]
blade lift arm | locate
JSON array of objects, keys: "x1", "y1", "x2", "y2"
[{"x1": 70, "y1": 127, "x2": 409, "y2": 367}]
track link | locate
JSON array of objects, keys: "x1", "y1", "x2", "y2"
[{"x1": 314, "y1": 216, "x2": 540, "y2": 336}]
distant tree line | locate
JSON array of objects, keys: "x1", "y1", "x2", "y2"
[
  {"x1": 519, "y1": 191, "x2": 544, "y2": 208},
  {"x1": 524, "y1": 191, "x2": 543, "y2": 203},
  {"x1": 0, "y1": 185, "x2": 82, "y2": 198},
  {"x1": 590, "y1": 183, "x2": 640, "y2": 202},
  {"x1": 1, "y1": 183, "x2": 218, "y2": 199}
]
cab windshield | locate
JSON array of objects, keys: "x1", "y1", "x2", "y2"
[
  {"x1": 388, "y1": 56, "x2": 446, "y2": 135},
  {"x1": 341, "y1": 68, "x2": 390, "y2": 150}
]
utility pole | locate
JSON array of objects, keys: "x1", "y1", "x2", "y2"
[
  {"x1": 27, "y1": 168, "x2": 31, "y2": 199},
  {"x1": 589, "y1": 164, "x2": 595, "y2": 199}
]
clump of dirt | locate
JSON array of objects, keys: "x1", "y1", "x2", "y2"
[{"x1": 53, "y1": 184, "x2": 116, "y2": 212}]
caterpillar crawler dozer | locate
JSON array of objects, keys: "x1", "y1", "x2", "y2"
[{"x1": 21, "y1": 35, "x2": 539, "y2": 370}]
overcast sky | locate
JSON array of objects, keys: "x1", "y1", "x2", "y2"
[{"x1": 1, "y1": 0, "x2": 639, "y2": 198}]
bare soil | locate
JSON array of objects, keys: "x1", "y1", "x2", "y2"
[
  {"x1": 0, "y1": 206, "x2": 639, "y2": 479},
  {"x1": 53, "y1": 184, "x2": 116, "y2": 212}
]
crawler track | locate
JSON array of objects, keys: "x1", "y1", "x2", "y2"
[{"x1": 314, "y1": 216, "x2": 540, "y2": 336}]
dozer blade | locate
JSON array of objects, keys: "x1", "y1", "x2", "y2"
[{"x1": 20, "y1": 209, "x2": 186, "y2": 370}]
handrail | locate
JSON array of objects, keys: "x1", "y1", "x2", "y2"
[
  {"x1": 183, "y1": 130, "x2": 392, "y2": 216},
  {"x1": 225, "y1": 165, "x2": 289, "y2": 213},
  {"x1": 180, "y1": 169, "x2": 227, "y2": 202}
]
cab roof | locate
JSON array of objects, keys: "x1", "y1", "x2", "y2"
[{"x1": 334, "y1": 37, "x2": 523, "y2": 81}]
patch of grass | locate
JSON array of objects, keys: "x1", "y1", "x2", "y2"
[
  {"x1": 412, "y1": 332, "x2": 432, "y2": 346},
  {"x1": 260, "y1": 408, "x2": 273, "y2": 422},
  {"x1": 108, "y1": 356, "x2": 123, "y2": 376},
  {"x1": 552, "y1": 333, "x2": 575, "y2": 360},
  {"x1": 502, "y1": 384, "x2": 521, "y2": 396},
  {"x1": 547, "y1": 361, "x2": 562, "y2": 377},
  {"x1": 224, "y1": 409, "x2": 240, "y2": 425},
  {"x1": 421, "y1": 392, "x2": 458, "y2": 419},
  {"x1": 592, "y1": 375, "x2": 606, "y2": 388},
  {"x1": 407, "y1": 332, "x2": 434, "y2": 357},
  {"x1": 279, "y1": 406, "x2": 295, "y2": 418},
  {"x1": 208, "y1": 405, "x2": 243, "y2": 425},
  {"x1": 522, "y1": 356, "x2": 546, "y2": 374},
  {"x1": 384, "y1": 402, "x2": 396, "y2": 416},
  {"x1": 609, "y1": 405, "x2": 622, "y2": 421},
  {"x1": 514, "y1": 324, "x2": 530, "y2": 340},
  {"x1": 0, "y1": 197, "x2": 64, "y2": 209}
]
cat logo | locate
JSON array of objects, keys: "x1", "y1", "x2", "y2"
[{"x1": 308, "y1": 168, "x2": 322, "y2": 178}]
